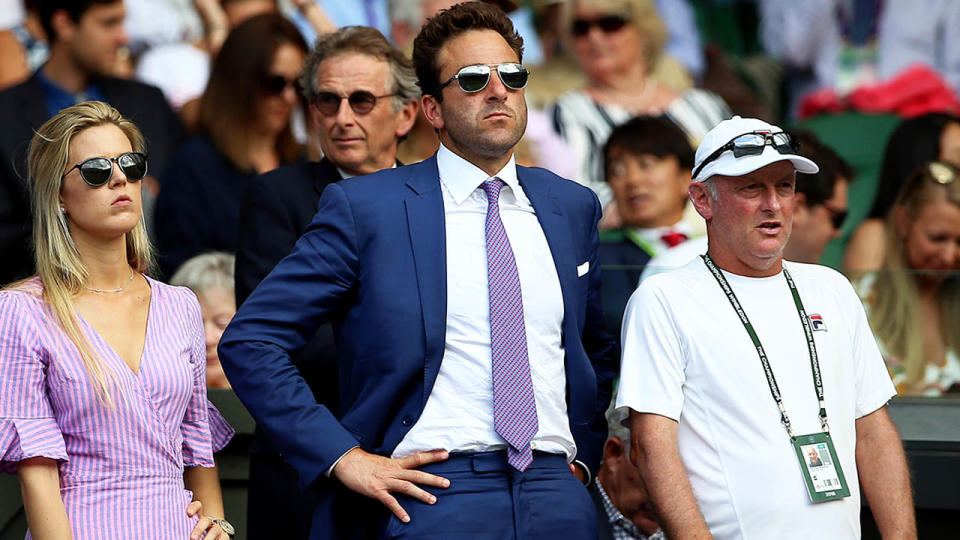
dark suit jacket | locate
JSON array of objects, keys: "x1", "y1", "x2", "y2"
[
  {"x1": 0, "y1": 73, "x2": 183, "y2": 284},
  {"x1": 219, "y1": 155, "x2": 618, "y2": 539},
  {"x1": 154, "y1": 135, "x2": 260, "y2": 278},
  {"x1": 234, "y1": 158, "x2": 342, "y2": 540},
  {"x1": 598, "y1": 230, "x2": 652, "y2": 348}
]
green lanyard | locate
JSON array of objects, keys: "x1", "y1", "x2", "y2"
[{"x1": 702, "y1": 254, "x2": 828, "y2": 440}]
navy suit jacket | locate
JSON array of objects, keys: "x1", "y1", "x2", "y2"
[{"x1": 219, "y1": 155, "x2": 617, "y2": 539}]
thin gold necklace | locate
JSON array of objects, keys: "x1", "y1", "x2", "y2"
[{"x1": 85, "y1": 268, "x2": 135, "y2": 294}]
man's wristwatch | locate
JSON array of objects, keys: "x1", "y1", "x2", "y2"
[{"x1": 210, "y1": 518, "x2": 235, "y2": 537}]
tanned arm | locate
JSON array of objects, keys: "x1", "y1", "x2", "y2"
[
  {"x1": 630, "y1": 411, "x2": 713, "y2": 539},
  {"x1": 855, "y1": 406, "x2": 917, "y2": 539},
  {"x1": 17, "y1": 457, "x2": 73, "y2": 540}
]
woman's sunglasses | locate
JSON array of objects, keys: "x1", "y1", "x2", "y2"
[
  {"x1": 262, "y1": 74, "x2": 298, "y2": 95},
  {"x1": 571, "y1": 15, "x2": 629, "y2": 37},
  {"x1": 314, "y1": 90, "x2": 397, "y2": 116},
  {"x1": 61, "y1": 152, "x2": 148, "y2": 187},
  {"x1": 435, "y1": 63, "x2": 529, "y2": 94}
]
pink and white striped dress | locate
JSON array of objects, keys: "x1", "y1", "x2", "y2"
[{"x1": 0, "y1": 276, "x2": 234, "y2": 539}]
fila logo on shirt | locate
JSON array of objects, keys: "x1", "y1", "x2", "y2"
[{"x1": 809, "y1": 314, "x2": 827, "y2": 332}]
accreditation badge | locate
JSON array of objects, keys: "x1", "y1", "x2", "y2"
[{"x1": 793, "y1": 432, "x2": 851, "y2": 502}]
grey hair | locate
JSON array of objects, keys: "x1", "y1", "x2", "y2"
[
  {"x1": 605, "y1": 391, "x2": 631, "y2": 459},
  {"x1": 298, "y1": 26, "x2": 420, "y2": 112},
  {"x1": 169, "y1": 252, "x2": 235, "y2": 297},
  {"x1": 701, "y1": 177, "x2": 719, "y2": 200}
]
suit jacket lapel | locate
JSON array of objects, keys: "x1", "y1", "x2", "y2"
[
  {"x1": 519, "y1": 168, "x2": 578, "y2": 344},
  {"x1": 403, "y1": 156, "x2": 447, "y2": 405}
]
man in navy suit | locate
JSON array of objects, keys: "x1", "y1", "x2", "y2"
[{"x1": 219, "y1": 3, "x2": 616, "y2": 538}]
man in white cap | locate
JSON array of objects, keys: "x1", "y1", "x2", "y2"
[{"x1": 616, "y1": 117, "x2": 916, "y2": 539}]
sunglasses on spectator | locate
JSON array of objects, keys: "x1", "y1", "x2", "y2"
[
  {"x1": 692, "y1": 131, "x2": 799, "y2": 180},
  {"x1": 435, "y1": 63, "x2": 529, "y2": 94},
  {"x1": 571, "y1": 15, "x2": 629, "y2": 37},
  {"x1": 262, "y1": 74, "x2": 298, "y2": 95},
  {"x1": 61, "y1": 152, "x2": 148, "y2": 187},
  {"x1": 314, "y1": 91, "x2": 397, "y2": 116},
  {"x1": 823, "y1": 206, "x2": 847, "y2": 230}
]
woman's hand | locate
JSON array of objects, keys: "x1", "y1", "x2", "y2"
[{"x1": 186, "y1": 501, "x2": 230, "y2": 540}]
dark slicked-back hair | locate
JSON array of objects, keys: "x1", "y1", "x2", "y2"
[
  {"x1": 413, "y1": 1, "x2": 523, "y2": 102},
  {"x1": 788, "y1": 129, "x2": 855, "y2": 207},
  {"x1": 603, "y1": 116, "x2": 695, "y2": 181},
  {"x1": 38, "y1": 0, "x2": 118, "y2": 44}
]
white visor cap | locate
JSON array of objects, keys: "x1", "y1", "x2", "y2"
[{"x1": 693, "y1": 116, "x2": 820, "y2": 182}]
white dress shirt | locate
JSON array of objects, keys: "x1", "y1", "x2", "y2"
[{"x1": 392, "y1": 143, "x2": 575, "y2": 461}]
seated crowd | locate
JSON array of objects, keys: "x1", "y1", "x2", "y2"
[{"x1": 0, "y1": 0, "x2": 956, "y2": 539}]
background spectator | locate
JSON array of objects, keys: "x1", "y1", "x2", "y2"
[
  {"x1": 0, "y1": 0, "x2": 47, "y2": 90},
  {"x1": 597, "y1": 115, "x2": 695, "y2": 340},
  {"x1": 861, "y1": 161, "x2": 960, "y2": 396},
  {"x1": 550, "y1": 0, "x2": 729, "y2": 209},
  {"x1": 593, "y1": 398, "x2": 663, "y2": 540},
  {"x1": 845, "y1": 112, "x2": 960, "y2": 272},
  {"x1": 170, "y1": 252, "x2": 236, "y2": 390},
  {"x1": 782, "y1": 129, "x2": 853, "y2": 264},
  {"x1": 154, "y1": 13, "x2": 307, "y2": 278}
]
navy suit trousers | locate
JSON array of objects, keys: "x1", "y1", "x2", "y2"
[{"x1": 379, "y1": 451, "x2": 597, "y2": 540}]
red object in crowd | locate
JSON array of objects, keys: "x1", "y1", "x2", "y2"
[{"x1": 798, "y1": 64, "x2": 960, "y2": 120}]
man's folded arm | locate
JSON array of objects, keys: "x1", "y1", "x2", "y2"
[{"x1": 219, "y1": 183, "x2": 361, "y2": 488}]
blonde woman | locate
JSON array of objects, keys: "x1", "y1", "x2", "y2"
[
  {"x1": 0, "y1": 101, "x2": 235, "y2": 539},
  {"x1": 549, "y1": 0, "x2": 730, "y2": 209},
  {"x1": 862, "y1": 162, "x2": 960, "y2": 396}
]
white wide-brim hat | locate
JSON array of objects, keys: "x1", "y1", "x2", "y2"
[{"x1": 693, "y1": 116, "x2": 820, "y2": 182}]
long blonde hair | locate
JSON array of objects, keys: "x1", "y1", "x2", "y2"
[
  {"x1": 19, "y1": 100, "x2": 153, "y2": 406},
  {"x1": 869, "y1": 161, "x2": 960, "y2": 390}
]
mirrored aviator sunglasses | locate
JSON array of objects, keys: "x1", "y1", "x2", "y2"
[
  {"x1": 61, "y1": 152, "x2": 148, "y2": 187},
  {"x1": 436, "y1": 63, "x2": 529, "y2": 94}
]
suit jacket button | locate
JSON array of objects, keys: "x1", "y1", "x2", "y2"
[{"x1": 401, "y1": 415, "x2": 413, "y2": 426}]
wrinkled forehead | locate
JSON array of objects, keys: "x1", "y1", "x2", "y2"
[{"x1": 317, "y1": 52, "x2": 393, "y2": 92}]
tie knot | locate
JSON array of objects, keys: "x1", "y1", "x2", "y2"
[{"x1": 481, "y1": 178, "x2": 505, "y2": 203}]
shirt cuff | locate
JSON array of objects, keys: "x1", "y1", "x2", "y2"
[
  {"x1": 573, "y1": 459, "x2": 592, "y2": 486},
  {"x1": 325, "y1": 445, "x2": 360, "y2": 477}
]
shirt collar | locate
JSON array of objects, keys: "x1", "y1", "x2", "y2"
[
  {"x1": 437, "y1": 142, "x2": 519, "y2": 205},
  {"x1": 595, "y1": 479, "x2": 645, "y2": 539}
]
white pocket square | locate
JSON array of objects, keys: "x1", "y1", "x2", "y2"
[{"x1": 577, "y1": 261, "x2": 589, "y2": 277}]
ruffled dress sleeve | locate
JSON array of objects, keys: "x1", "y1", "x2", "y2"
[
  {"x1": 0, "y1": 290, "x2": 69, "y2": 474},
  {"x1": 179, "y1": 292, "x2": 234, "y2": 467}
]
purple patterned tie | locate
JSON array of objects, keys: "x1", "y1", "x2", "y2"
[{"x1": 481, "y1": 178, "x2": 539, "y2": 471}]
